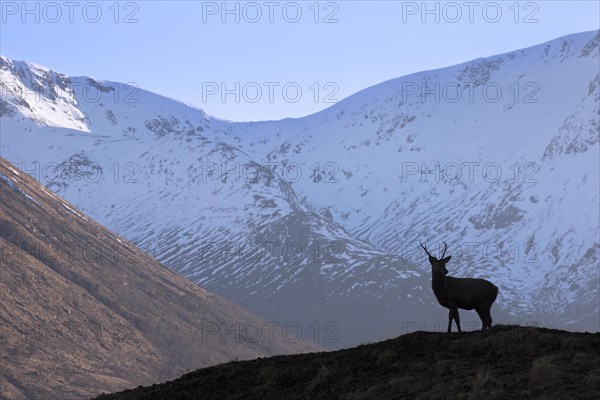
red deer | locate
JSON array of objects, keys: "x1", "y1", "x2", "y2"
[{"x1": 420, "y1": 242, "x2": 498, "y2": 332}]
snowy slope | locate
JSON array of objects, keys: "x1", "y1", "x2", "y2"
[
  {"x1": 1, "y1": 30, "x2": 598, "y2": 347},
  {"x1": 224, "y1": 30, "x2": 600, "y2": 330}
]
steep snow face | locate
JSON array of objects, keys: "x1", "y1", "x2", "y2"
[
  {"x1": 1, "y1": 30, "x2": 598, "y2": 346},
  {"x1": 0, "y1": 56, "x2": 89, "y2": 132}
]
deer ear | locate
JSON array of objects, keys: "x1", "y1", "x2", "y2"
[{"x1": 441, "y1": 256, "x2": 451, "y2": 264}]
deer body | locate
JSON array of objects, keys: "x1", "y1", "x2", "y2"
[{"x1": 422, "y1": 242, "x2": 498, "y2": 332}]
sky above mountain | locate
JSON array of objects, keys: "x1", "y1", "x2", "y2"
[{"x1": 1, "y1": 1, "x2": 598, "y2": 121}]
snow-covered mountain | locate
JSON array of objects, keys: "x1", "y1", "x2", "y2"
[{"x1": 2, "y1": 30, "x2": 598, "y2": 346}]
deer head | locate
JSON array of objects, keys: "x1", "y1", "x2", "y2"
[{"x1": 420, "y1": 241, "x2": 450, "y2": 276}]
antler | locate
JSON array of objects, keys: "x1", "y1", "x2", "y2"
[
  {"x1": 441, "y1": 241, "x2": 448, "y2": 259},
  {"x1": 420, "y1": 242, "x2": 433, "y2": 257}
]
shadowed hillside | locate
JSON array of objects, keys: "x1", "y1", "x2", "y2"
[
  {"x1": 0, "y1": 158, "x2": 317, "y2": 400},
  {"x1": 94, "y1": 325, "x2": 599, "y2": 400}
]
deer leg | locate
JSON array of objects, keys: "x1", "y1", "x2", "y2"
[
  {"x1": 454, "y1": 309, "x2": 462, "y2": 332},
  {"x1": 447, "y1": 309, "x2": 454, "y2": 333},
  {"x1": 485, "y1": 307, "x2": 493, "y2": 330},
  {"x1": 475, "y1": 308, "x2": 486, "y2": 331}
]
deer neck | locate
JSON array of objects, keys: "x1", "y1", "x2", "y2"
[{"x1": 431, "y1": 270, "x2": 447, "y2": 293}]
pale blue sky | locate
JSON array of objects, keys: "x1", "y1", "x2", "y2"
[{"x1": 1, "y1": 1, "x2": 598, "y2": 121}]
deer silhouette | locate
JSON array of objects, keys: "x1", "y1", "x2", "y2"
[{"x1": 420, "y1": 242, "x2": 498, "y2": 332}]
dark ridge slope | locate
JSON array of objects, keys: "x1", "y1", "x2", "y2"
[{"x1": 93, "y1": 325, "x2": 599, "y2": 400}]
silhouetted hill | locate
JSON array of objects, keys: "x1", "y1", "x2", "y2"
[
  {"x1": 93, "y1": 325, "x2": 599, "y2": 400},
  {"x1": 0, "y1": 158, "x2": 317, "y2": 400}
]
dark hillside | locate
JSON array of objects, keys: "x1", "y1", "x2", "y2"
[{"x1": 94, "y1": 325, "x2": 599, "y2": 400}]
